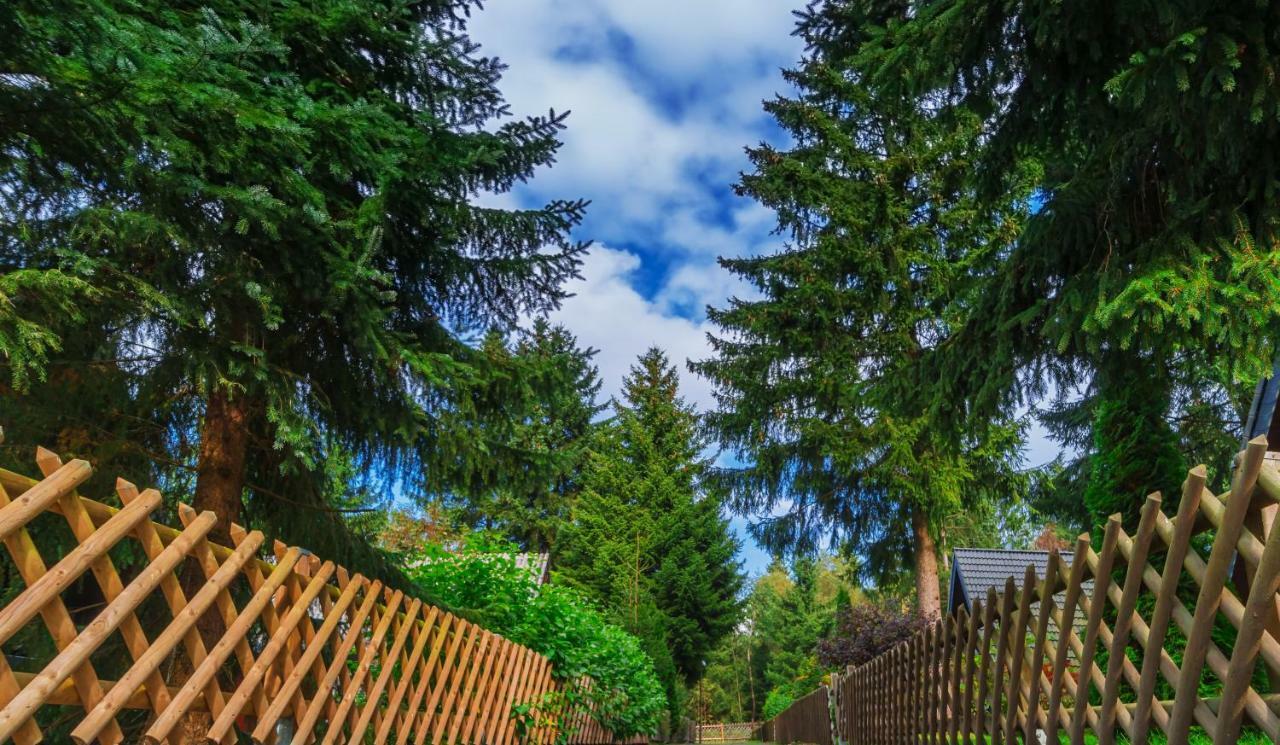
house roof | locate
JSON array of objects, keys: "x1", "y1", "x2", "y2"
[{"x1": 948, "y1": 547, "x2": 1083, "y2": 615}]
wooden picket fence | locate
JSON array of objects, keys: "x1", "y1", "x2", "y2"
[
  {"x1": 767, "y1": 436, "x2": 1280, "y2": 744},
  {"x1": 0, "y1": 441, "x2": 639, "y2": 744}
]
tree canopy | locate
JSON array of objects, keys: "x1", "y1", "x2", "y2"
[
  {"x1": 1, "y1": 0, "x2": 588, "y2": 574},
  {"x1": 854, "y1": 0, "x2": 1280, "y2": 528},
  {"x1": 692, "y1": 1, "x2": 1031, "y2": 615},
  {"x1": 557, "y1": 348, "x2": 744, "y2": 721}
]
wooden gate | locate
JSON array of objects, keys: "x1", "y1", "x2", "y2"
[{"x1": 693, "y1": 721, "x2": 762, "y2": 742}]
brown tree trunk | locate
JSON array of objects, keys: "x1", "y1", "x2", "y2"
[
  {"x1": 912, "y1": 506, "x2": 941, "y2": 619},
  {"x1": 172, "y1": 386, "x2": 255, "y2": 743},
  {"x1": 194, "y1": 386, "x2": 254, "y2": 541}
]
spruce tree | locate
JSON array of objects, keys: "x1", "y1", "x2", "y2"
[
  {"x1": 749, "y1": 559, "x2": 831, "y2": 714},
  {"x1": 0, "y1": 0, "x2": 587, "y2": 568},
  {"x1": 692, "y1": 2, "x2": 1029, "y2": 616},
  {"x1": 442, "y1": 320, "x2": 604, "y2": 551},
  {"x1": 556, "y1": 348, "x2": 744, "y2": 717},
  {"x1": 855, "y1": 0, "x2": 1280, "y2": 529}
]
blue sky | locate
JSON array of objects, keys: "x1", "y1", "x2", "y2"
[{"x1": 468, "y1": 1, "x2": 1061, "y2": 576}]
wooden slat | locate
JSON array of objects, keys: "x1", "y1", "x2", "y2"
[
  {"x1": 145, "y1": 543, "x2": 300, "y2": 744},
  {"x1": 1217, "y1": 494, "x2": 1280, "y2": 742},
  {"x1": 1070, "y1": 517, "x2": 1121, "y2": 744},
  {"x1": 417, "y1": 620, "x2": 479, "y2": 745},
  {"x1": 70, "y1": 527, "x2": 265, "y2": 744},
  {"x1": 1132, "y1": 467, "x2": 1205, "y2": 743},
  {"x1": 1023, "y1": 551, "x2": 1060, "y2": 743},
  {"x1": 294, "y1": 579, "x2": 384, "y2": 743},
  {"x1": 1003, "y1": 566, "x2": 1034, "y2": 745},
  {"x1": 924, "y1": 621, "x2": 939, "y2": 744},
  {"x1": 0, "y1": 510, "x2": 216, "y2": 743},
  {"x1": 777, "y1": 446, "x2": 1280, "y2": 745},
  {"x1": 990, "y1": 579, "x2": 1014, "y2": 741},
  {"x1": 35, "y1": 450, "x2": 172, "y2": 718},
  {"x1": 349, "y1": 599, "x2": 424, "y2": 745},
  {"x1": 0, "y1": 458, "x2": 93, "y2": 541},
  {"x1": 320, "y1": 589, "x2": 405, "y2": 745},
  {"x1": 116, "y1": 480, "x2": 226, "y2": 723},
  {"x1": 948, "y1": 609, "x2": 965, "y2": 744},
  {"x1": 0, "y1": 450, "x2": 601, "y2": 745},
  {"x1": 375, "y1": 606, "x2": 441, "y2": 745},
  {"x1": 961, "y1": 598, "x2": 980, "y2": 744},
  {"x1": 1099, "y1": 495, "x2": 1161, "y2": 743},
  {"x1": 1169, "y1": 437, "x2": 1268, "y2": 745},
  {"x1": 395, "y1": 611, "x2": 457, "y2": 745},
  {"x1": 975, "y1": 590, "x2": 996, "y2": 745},
  {"x1": 473, "y1": 638, "x2": 513, "y2": 745},
  {"x1": 206, "y1": 561, "x2": 337, "y2": 743},
  {"x1": 250, "y1": 573, "x2": 366, "y2": 741}
]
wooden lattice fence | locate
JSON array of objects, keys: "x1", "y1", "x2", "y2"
[
  {"x1": 691, "y1": 721, "x2": 762, "y2": 742},
  {"x1": 766, "y1": 436, "x2": 1280, "y2": 744},
  {"x1": 0, "y1": 441, "x2": 635, "y2": 744}
]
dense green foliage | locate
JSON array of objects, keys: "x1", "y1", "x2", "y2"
[
  {"x1": 847, "y1": 0, "x2": 1280, "y2": 529},
  {"x1": 752, "y1": 559, "x2": 834, "y2": 707},
  {"x1": 694, "y1": 557, "x2": 854, "y2": 723},
  {"x1": 557, "y1": 348, "x2": 743, "y2": 721},
  {"x1": 1, "y1": 0, "x2": 586, "y2": 578},
  {"x1": 407, "y1": 537, "x2": 665, "y2": 739},
  {"x1": 692, "y1": 1, "x2": 1031, "y2": 613},
  {"x1": 441, "y1": 320, "x2": 605, "y2": 551}
]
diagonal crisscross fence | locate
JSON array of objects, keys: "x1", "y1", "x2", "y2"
[
  {"x1": 0, "y1": 440, "x2": 627, "y2": 744},
  {"x1": 767, "y1": 436, "x2": 1280, "y2": 744},
  {"x1": 691, "y1": 721, "x2": 763, "y2": 742}
]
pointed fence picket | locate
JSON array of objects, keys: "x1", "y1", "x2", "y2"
[
  {"x1": 766, "y1": 436, "x2": 1280, "y2": 744},
  {"x1": 0, "y1": 439, "x2": 637, "y2": 744}
]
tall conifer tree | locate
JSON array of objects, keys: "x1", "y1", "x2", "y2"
[
  {"x1": 856, "y1": 0, "x2": 1280, "y2": 528},
  {"x1": 443, "y1": 320, "x2": 604, "y2": 550},
  {"x1": 693, "y1": 2, "x2": 1029, "y2": 615},
  {"x1": 0, "y1": 0, "x2": 587, "y2": 568},
  {"x1": 557, "y1": 348, "x2": 743, "y2": 718}
]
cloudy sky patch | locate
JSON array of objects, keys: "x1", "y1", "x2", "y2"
[{"x1": 469, "y1": 1, "x2": 1059, "y2": 574}]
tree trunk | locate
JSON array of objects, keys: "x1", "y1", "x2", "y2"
[
  {"x1": 912, "y1": 506, "x2": 941, "y2": 619},
  {"x1": 194, "y1": 386, "x2": 254, "y2": 542},
  {"x1": 173, "y1": 386, "x2": 255, "y2": 744}
]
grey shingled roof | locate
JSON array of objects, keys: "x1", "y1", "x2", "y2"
[
  {"x1": 949, "y1": 548, "x2": 1091, "y2": 653},
  {"x1": 950, "y1": 548, "x2": 1071, "y2": 610}
]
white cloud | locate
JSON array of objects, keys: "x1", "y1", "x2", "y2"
[
  {"x1": 468, "y1": 2, "x2": 1061, "y2": 570},
  {"x1": 550, "y1": 245, "x2": 718, "y2": 409},
  {"x1": 466, "y1": 0, "x2": 799, "y2": 419},
  {"x1": 469, "y1": 0, "x2": 800, "y2": 236}
]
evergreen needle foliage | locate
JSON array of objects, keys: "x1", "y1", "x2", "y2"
[
  {"x1": 693, "y1": 1, "x2": 1031, "y2": 614},
  {"x1": 0, "y1": 0, "x2": 588, "y2": 575},
  {"x1": 557, "y1": 348, "x2": 744, "y2": 722},
  {"x1": 852, "y1": 0, "x2": 1280, "y2": 529}
]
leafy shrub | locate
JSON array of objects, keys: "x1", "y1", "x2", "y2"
[
  {"x1": 407, "y1": 535, "x2": 665, "y2": 739},
  {"x1": 815, "y1": 601, "x2": 930, "y2": 670},
  {"x1": 762, "y1": 689, "x2": 796, "y2": 720}
]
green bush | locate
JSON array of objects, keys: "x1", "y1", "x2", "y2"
[
  {"x1": 762, "y1": 689, "x2": 796, "y2": 720},
  {"x1": 407, "y1": 536, "x2": 665, "y2": 739}
]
